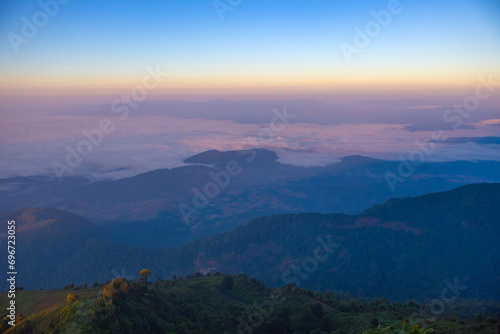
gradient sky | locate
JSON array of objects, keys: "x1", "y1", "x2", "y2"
[
  {"x1": 1, "y1": 0, "x2": 499, "y2": 180},
  {"x1": 1, "y1": 0, "x2": 500, "y2": 95}
]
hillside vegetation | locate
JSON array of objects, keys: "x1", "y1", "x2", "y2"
[{"x1": 2, "y1": 274, "x2": 500, "y2": 334}]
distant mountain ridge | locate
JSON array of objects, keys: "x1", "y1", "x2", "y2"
[
  {"x1": 1, "y1": 183, "x2": 499, "y2": 302},
  {"x1": 1, "y1": 149, "x2": 500, "y2": 250},
  {"x1": 184, "y1": 148, "x2": 279, "y2": 166}
]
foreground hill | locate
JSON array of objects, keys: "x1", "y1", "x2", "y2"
[
  {"x1": 1, "y1": 149, "x2": 500, "y2": 249},
  {"x1": 1, "y1": 183, "x2": 499, "y2": 303},
  {"x1": 2, "y1": 274, "x2": 499, "y2": 333}
]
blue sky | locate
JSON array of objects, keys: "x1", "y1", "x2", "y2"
[{"x1": 1, "y1": 0, "x2": 499, "y2": 95}]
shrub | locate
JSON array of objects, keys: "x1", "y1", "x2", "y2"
[{"x1": 67, "y1": 294, "x2": 78, "y2": 303}]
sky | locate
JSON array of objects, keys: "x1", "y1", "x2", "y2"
[
  {"x1": 0, "y1": 0, "x2": 499, "y2": 180},
  {"x1": 0, "y1": 0, "x2": 499, "y2": 95}
]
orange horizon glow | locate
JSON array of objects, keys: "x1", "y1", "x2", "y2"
[{"x1": 2, "y1": 70, "x2": 498, "y2": 97}]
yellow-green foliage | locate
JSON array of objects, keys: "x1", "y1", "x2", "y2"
[
  {"x1": 102, "y1": 277, "x2": 130, "y2": 300},
  {"x1": 66, "y1": 294, "x2": 78, "y2": 303},
  {"x1": 139, "y1": 269, "x2": 152, "y2": 286}
]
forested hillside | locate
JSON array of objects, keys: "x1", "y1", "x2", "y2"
[
  {"x1": 2, "y1": 274, "x2": 499, "y2": 334},
  {"x1": 1, "y1": 184, "x2": 499, "y2": 302}
]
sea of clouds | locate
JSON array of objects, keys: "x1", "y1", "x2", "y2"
[{"x1": 0, "y1": 96, "x2": 499, "y2": 181}]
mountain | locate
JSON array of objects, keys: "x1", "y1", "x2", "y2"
[
  {"x1": 2, "y1": 274, "x2": 499, "y2": 334},
  {"x1": 155, "y1": 183, "x2": 500, "y2": 301},
  {"x1": 184, "y1": 148, "x2": 279, "y2": 166},
  {"x1": 0, "y1": 207, "x2": 153, "y2": 292},
  {"x1": 1, "y1": 149, "x2": 500, "y2": 250},
  {"x1": 1, "y1": 184, "x2": 499, "y2": 303}
]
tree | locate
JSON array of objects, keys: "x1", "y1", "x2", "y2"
[
  {"x1": 102, "y1": 277, "x2": 130, "y2": 300},
  {"x1": 310, "y1": 303, "x2": 325, "y2": 319},
  {"x1": 221, "y1": 275, "x2": 234, "y2": 291},
  {"x1": 320, "y1": 316, "x2": 335, "y2": 332},
  {"x1": 67, "y1": 294, "x2": 78, "y2": 303},
  {"x1": 139, "y1": 269, "x2": 152, "y2": 286},
  {"x1": 296, "y1": 308, "x2": 319, "y2": 332}
]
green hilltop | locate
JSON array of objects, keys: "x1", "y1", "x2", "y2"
[{"x1": 2, "y1": 273, "x2": 499, "y2": 334}]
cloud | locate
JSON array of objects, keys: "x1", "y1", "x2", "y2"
[
  {"x1": 404, "y1": 123, "x2": 476, "y2": 132},
  {"x1": 479, "y1": 119, "x2": 500, "y2": 126},
  {"x1": 1, "y1": 98, "x2": 500, "y2": 180},
  {"x1": 407, "y1": 105, "x2": 443, "y2": 109}
]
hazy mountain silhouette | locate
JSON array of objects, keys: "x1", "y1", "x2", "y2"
[
  {"x1": 2, "y1": 183, "x2": 499, "y2": 302},
  {"x1": 1, "y1": 149, "x2": 500, "y2": 249}
]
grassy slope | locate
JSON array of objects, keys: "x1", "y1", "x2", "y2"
[
  {"x1": 1, "y1": 275, "x2": 499, "y2": 334},
  {"x1": 0, "y1": 288, "x2": 102, "y2": 319}
]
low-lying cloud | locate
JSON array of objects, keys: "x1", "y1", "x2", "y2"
[{"x1": 0, "y1": 97, "x2": 499, "y2": 181}]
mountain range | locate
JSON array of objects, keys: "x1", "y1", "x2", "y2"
[
  {"x1": 1, "y1": 183, "x2": 499, "y2": 303},
  {"x1": 1, "y1": 149, "x2": 500, "y2": 250}
]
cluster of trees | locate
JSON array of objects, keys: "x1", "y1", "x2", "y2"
[
  {"x1": 5, "y1": 271, "x2": 500, "y2": 333},
  {"x1": 84, "y1": 272, "x2": 500, "y2": 333}
]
